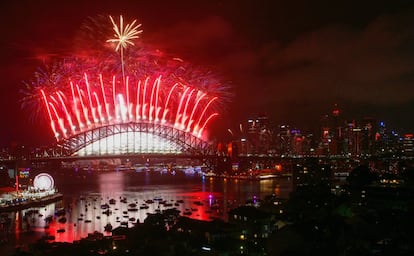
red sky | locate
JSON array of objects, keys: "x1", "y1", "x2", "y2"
[{"x1": 1, "y1": 0, "x2": 414, "y2": 146}]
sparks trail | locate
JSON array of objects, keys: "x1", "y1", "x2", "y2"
[
  {"x1": 107, "y1": 15, "x2": 143, "y2": 86},
  {"x1": 40, "y1": 75, "x2": 219, "y2": 140},
  {"x1": 22, "y1": 14, "x2": 231, "y2": 143}
]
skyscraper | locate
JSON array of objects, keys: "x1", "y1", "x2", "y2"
[{"x1": 319, "y1": 105, "x2": 344, "y2": 155}]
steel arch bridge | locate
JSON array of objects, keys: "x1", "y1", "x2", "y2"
[{"x1": 55, "y1": 122, "x2": 216, "y2": 157}]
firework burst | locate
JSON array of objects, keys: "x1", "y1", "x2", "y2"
[
  {"x1": 107, "y1": 15, "x2": 143, "y2": 86},
  {"x1": 37, "y1": 74, "x2": 219, "y2": 140},
  {"x1": 107, "y1": 15, "x2": 143, "y2": 52},
  {"x1": 23, "y1": 14, "x2": 232, "y2": 143}
]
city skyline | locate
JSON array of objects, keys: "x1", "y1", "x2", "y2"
[{"x1": 1, "y1": 0, "x2": 414, "y2": 147}]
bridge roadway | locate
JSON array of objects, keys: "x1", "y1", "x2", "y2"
[
  {"x1": 0, "y1": 153, "x2": 390, "y2": 168},
  {"x1": 0, "y1": 153, "x2": 353, "y2": 164},
  {"x1": 0, "y1": 153, "x2": 226, "y2": 170},
  {"x1": 1, "y1": 153, "x2": 410, "y2": 173}
]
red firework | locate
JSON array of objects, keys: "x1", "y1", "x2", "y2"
[
  {"x1": 23, "y1": 15, "x2": 230, "y2": 142},
  {"x1": 40, "y1": 73, "x2": 219, "y2": 141}
]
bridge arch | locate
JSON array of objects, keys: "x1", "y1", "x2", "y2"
[{"x1": 57, "y1": 122, "x2": 215, "y2": 156}]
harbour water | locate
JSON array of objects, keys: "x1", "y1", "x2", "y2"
[{"x1": 0, "y1": 170, "x2": 293, "y2": 253}]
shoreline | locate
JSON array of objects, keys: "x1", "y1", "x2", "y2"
[{"x1": 0, "y1": 192, "x2": 63, "y2": 213}]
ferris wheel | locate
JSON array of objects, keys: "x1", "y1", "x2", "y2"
[{"x1": 33, "y1": 173, "x2": 55, "y2": 190}]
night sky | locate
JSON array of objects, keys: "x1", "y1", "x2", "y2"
[{"x1": 1, "y1": 0, "x2": 414, "y2": 147}]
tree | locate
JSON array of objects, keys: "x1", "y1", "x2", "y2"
[{"x1": 347, "y1": 165, "x2": 377, "y2": 188}]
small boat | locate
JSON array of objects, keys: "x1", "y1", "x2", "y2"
[
  {"x1": 104, "y1": 223, "x2": 113, "y2": 232},
  {"x1": 100, "y1": 203, "x2": 110, "y2": 209},
  {"x1": 102, "y1": 209, "x2": 112, "y2": 216},
  {"x1": 57, "y1": 228, "x2": 65, "y2": 233},
  {"x1": 44, "y1": 215, "x2": 53, "y2": 223},
  {"x1": 109, "y1": 199, "x2": 116, "y2": 204},
  {"x1": 55, "y1": 208, "x2": 66, "y2": 216}
]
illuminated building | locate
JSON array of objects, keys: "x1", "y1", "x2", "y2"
[
  {"x1": 290, "y1": 129, "x2": 307, "y2": 156},
  {"x1": 360, "y1": 117, "x2": 377, "y2": 156},
  {"x1": 374, "y1": 121, "x2": 400, "y2": 156},
  {"x1": 246, "y1": 115, "x2": 273, "y2": 155},
  {"x1": 228, "y1": 206, "x2": 274, "y2": 254},
  {"x1": 342, "y1": 120, "x2": 355, "y2": 155},
  {"x1": 402, "y1": 134, "x2": 414, "y2": 157},
  {"x1": 375, "y1": 121, "x2": 388, "y2": 154},
  {"x1": 227, "y1": 115, "x2": 274, "y2": 157},
  {"x1": 277, "y1": 124, "x2": 291, "y2": 156},
  {"x1": 319, "y1": 105, "x2": 344, "y2": 156}
]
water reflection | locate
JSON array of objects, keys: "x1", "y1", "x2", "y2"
[{"x1": 2, "y1": 171, "x2": 293, "y2": 246}]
